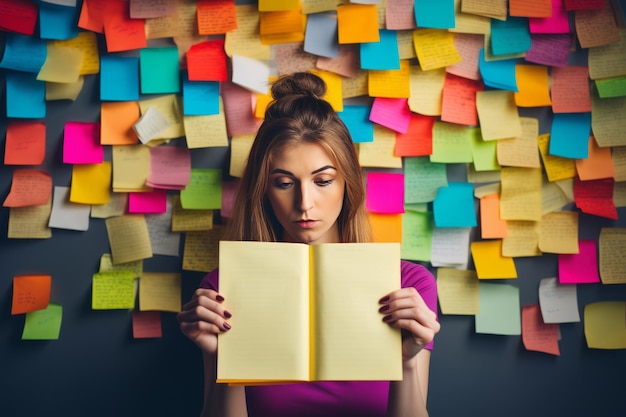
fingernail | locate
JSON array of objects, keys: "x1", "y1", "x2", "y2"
[
  {"x1": 379, "y1": 305, "x2": 390, "y2": 313},
  {"x1": 224, "y1": 310, "x2": 232, "y2": 319},
  {"x1": 216, "y1": 295, "x2": 225, "y2": 302},
  {"x1": 383, "y1": 315, "x2": 393, "y2": 322},
  {"x1": 223, "y1": 323, "x2": 231, "y2": 330},
  {"x1": 379, "y1": 296, "x2": 390, "y2": 304}
]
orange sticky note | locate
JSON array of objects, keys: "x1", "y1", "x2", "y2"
[
  {"x1": 78, "y1": 0, "x2": 106, "y2": 33},
  {"x1": 575, "y1": 137, "x2": 615, "y2": 181},
  {"x1": 369, "y1": 213, "x2": 403, "y2": 243},
  {"x1": 522, "y1": 304, "x2": 560, "y2": 355},
  {"x1": 12, "y1": 274, "x2": 52, "y2": 315},
  {"x1": 510, "y1": 0, "x2": 552, "y2": 17},
  {"x1": 4, "y1": 121, "x2": 46, "y2": 165},
  {"x1": 259, "y1": 9, "x2": 305, "y2": 36},
  {"x1": 480, "y1": 193, "x2": 507, "y2": 239},
  {"x1": 514, "y1": 64, "x2": 552, "y2": 107},
  {"x1": 132, "y1": 310, "x2": 163, "y2": 338},
  {"x1": 441, "y1": 73, "x2": 483, "y2": 126},
  {"x1": 337, "y1": 4, "x2": 380, "y2": 44},
  {"x1": 3, "y1": 169, "x2": 52, "y2": 207},
  {"x1": 103, "y1": 0, "x2": 147, "y2": 52},
  {"x1": 394, "y1": 113, "x2": 434, "y2": 157},
  {"x1": 197, "y1": 0, "x2": 237, "y2": 35},
  {"x1": 100, "y1": 101, "x2": 140, "y2": 145}
]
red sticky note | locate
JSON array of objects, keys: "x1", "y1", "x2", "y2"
[
  {"x1": 394, "y1": 113, "x2": 434, "y2": 157},
  {"x1": 522, "y1": 304, "x2": 560, "y2": 355},
  {"x1": 186, "y1": 40, "x2": 228, "y2": 81},
  {"x1": 12, "y1": 274, "x2": 52, "y2": 315},
  {"x1": 3, "y1": 169, "x2": 52, "y2": 207},
  {"x1": 103, "y1": 0, "x2": 147, "y2": 52},
  {"x1": 4, "y1": 121, "x2": 46, "y2": 165},
  {"x1": 132, "y1": 310, "x2": 163, "y2": 339},
  {"x1": 574, "y1": 177, "x2": 617, "y2": 220},
  {"x1": 0, "y1": 0, "x2": 38, "y2": 35}
]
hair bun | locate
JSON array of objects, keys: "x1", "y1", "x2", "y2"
[{"x1": 271, "y1": 72, "x2": 327, "y2": 100}]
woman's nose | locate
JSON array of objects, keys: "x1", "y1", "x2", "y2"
[{"x1": 297, "y1": 184, "x2": 314, "y2": 212}]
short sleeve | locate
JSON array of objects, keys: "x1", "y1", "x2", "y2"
[
  {"x1": 400, "y1": 260, "x2": 438, "y2": 350},
  {"x1": 199, "y1": 269, "x2": 219, "y2": 291}
]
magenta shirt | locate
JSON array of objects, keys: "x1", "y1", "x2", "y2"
[{"x1": 199, "y1": 260, "x2": 438, "y2": 417}]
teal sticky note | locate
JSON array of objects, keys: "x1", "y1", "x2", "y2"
[
  {"x1": 491, "y1": 16, "x2": 531, "y2": 56},
  {"x1": 304, "y1": 12, "x2": 338, "y2": 58},
  {"x1": 475, "y1": 283, "x2": 521, "y2": 336},
  {"x1": 0, "y1": 33, "x2": 47, "y2": 73},
  {"x1": 182, "y1": 72, "x2": 220, "y2": 116},
  {"x1": 433, "y1": 182, "x2": 477, "y2": 227},
  {"x1": 22, "y1": 303, "x2": 63, "y2": 340},
  {"x1": 6, "y1": 71, "x2": 46, "y2": 118},
  {"x1": 414, "y1": 0, "x2": 455, "y2": 29},
  {"x1": 100, "y1": 56, "x2": 140, "y2": 101},
  {"x1": 339, "y1": 105, "x2": 374, "y2": 143},
  {"x1": 360, "y1": 29, "x2": 400, "y2": 70},
  {"x1": 478, "y1": 49, "x2": 518, "y2": 91},
  {"x1": 404, "y1": 156, "x2": 448, "y2": 204},
  {"x1": 549, "y1": 112, "x2": 591, "y2": 159},
  {"x1": 401, "y1": 209, "x2": 433, "y2": 262},
  {"x1": 39, "y1": 3, "x2": 79, "y2": 40},
  {"x1": 180, "y1": 168, "x2": 222, "y2": 209},
  {"x1": 140, "y1": 47, "x2": 180, "y2": 94}
]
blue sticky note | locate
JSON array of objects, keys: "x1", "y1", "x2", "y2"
[
  {"x1": 0, "y1": 33, "x2": 47, "y2": 73},
  {"x1": 491, "y1": 16, "x2": 531, "y2": 56},
  {"x1": 433, "y1": 182, "x2": 477, "y2": 227},
  {"x1": 182, "y1": 72, "x2": 220, "y2": 116},
  {"x1": 6, "y1": 71, "x2": 46, "y2": 119},
  {"x1": 549, "y1": 113, "x2": 591, "y2": 159},
  {"x1": 100, "y1": 56, "x2": 140, "y2": 101},
  {"x1": 140, "y1": 47, "x2": 180, "y2": 94},
  {"x1": 414, "y1": 0, "x2": 455, "y2": 29},
  {"x1": 360, "y1": 29, "x2": 400, "y2": 71},
  {"x1": 39, "y1": 3, "x2": 79, "y2": 40},
  {"x1": 304, "y1": 12, "x2": 338, "y2": 58},
  {"x1": 339, "y1": 105, "x2": 374, "y2": 143},
  {"x1": 478, "y1": 49, "x2": 518, "y2": 92}
]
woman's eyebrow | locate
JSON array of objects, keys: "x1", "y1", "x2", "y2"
[{"x1": 270, "y1": 165, "x2": 337, "y2": 176}]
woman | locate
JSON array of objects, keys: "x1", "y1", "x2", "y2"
[{"x1": 177, "y1": 72, "x2": 440, "y2": 417}]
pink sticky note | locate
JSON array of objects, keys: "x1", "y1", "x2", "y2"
[
  {"x1": 128, "y1": 189, "x2": 167, "y2": 213},
  {"x1": 558, "y1": 240, "x2": 600, "y2": 284},
  {"x1": 529, "y1": 0, "x2": 570, "y2": 34},
  {"x1": 220, "y1": 180, "x2": 239, "y2": 219},
  {"x1": 366, "y1": 172, "x2": 405, "y2": 214},
  {"x1": 63, "y1": 122, "x2": 103, "y2": 164},
  {"x1": 369, "y1": 97, "x2": 411, "y2": 134},
  {"x1": 221, "y1": 81, "x2": 262, "y2": 136},
  {"x1": 146, "y1": 146, "x2": 191, "y2": 190}
]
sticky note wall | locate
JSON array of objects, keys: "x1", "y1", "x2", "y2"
[{"x1": 0, "y1": 0, "x2": 625, "y2": 354}]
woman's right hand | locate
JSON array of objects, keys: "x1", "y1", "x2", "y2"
[{"x1": 177, "y1": 288, "x2": 232, "y2": 354}]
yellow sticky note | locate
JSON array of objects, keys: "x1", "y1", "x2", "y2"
[
  {"x1": 537, "y1": 133, "x2": 576, "y2": 182},
  {"x1": 230, "y1": 133, "x2": 256, "y2": 178},
  {"x1": 476, "y1": 90, "x2": 522, "y2": 140},
  {"x1": 368, "y1": 60, "x2": 411, "y2": 99},
  {"x1": 139, "y1": 272, "x2": 182, "y2": 312},
  {"x1": 369, "y1": 213, "x2": 403, "y2": 243},
  {"x1": 37, "y1": 44, "x2": 83, "y2": 83},
  {"x1": 584, "y1": 301, "x2": 626, "y2": 349},
  {"x1": 70, "y1": 162, "x2": 111, "y2": 205},
  {"x1": 111, "y1": 145, "x2": 151, "y2": 193},
  {"x1": 470, "y1": 240, "x2": 517, "y2": 279},
  {"x1": 413, "y1": 29, "x2": 461, "y2": 71},
  {"x1": 499, "y1": 167, "x2": 542, "y2": 221},
  {"x1": 138, "y1": 94, "x2": 185, "y2": 140},
  {"x1": 337, "y1": 4, "x2": 379, "y2": 44},
  {"x1": 311, "y1": 69, "x2": 343, "y2": 111},
  {"x1": 358, "y1": 125, "x2": 403, "y2": 168},
  {"x1": 259, "y1": 0, "x2": 299, "y2": 11},
  {"x1": 54, "y1": 31, "x2": 100, "y2": 75},
  {"x1": 502, "y1": 220, "x2": 541, "y2": 258},
  {"x1": 538, "y1": 211, "x2": 580, "y2": 254},
  {"x1": 514, "y1": 64, "x2": 552, "y2": 107},
  {"x1": 436, "y1": 268, "x2": 480, "y2": 315}
]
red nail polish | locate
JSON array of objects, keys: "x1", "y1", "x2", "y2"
[
  {"x1": 379, "y1": 296, "x2": 390, "y2": 304},
  {"x1": 216, "y1": 295, "x2": 225, "y2": 302},
  {"x1": 379, "y1": 305, "x2": 390, "y2": 313},
  {"x1": 223, "y1": 323, "x2": 231, "y2": 330},
  {"x1": 224, "y1": 310, "x2": 232, "y2": 318},
  {"x1": 383, "y1": 315, "x2": 393, "y2": 322}
]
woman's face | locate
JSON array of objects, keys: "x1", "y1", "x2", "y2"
[{"x1": 266, "y1": 142, "x2": 345, "y2": 245}]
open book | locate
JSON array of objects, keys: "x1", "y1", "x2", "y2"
[{"x1": 216, "y1": 241, "x2": 402, "y2": 385}]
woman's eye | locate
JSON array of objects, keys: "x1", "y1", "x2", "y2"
[
  {"x1": 316, "y1": 179, "x2": 333, "y2": 186},
  {"x1": 274, "y1": 180, "x2": 293, "y2": 189}
]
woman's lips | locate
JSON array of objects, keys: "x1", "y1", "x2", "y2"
[{"x1": 296, "y1": 220, "x2": 317, "y2": 229}]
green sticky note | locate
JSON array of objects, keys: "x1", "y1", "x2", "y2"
[
  {"x1": 180, "y1": 168, "x2": 222, "y2": 209},
  {"x1": 22, "y1": 303, "x2": 63, "y2": 340},
  {"x1": 401, "y1": 210, "x2": 433, "y2": 262},
  {"x1": 475, "y1": 283, "x2": 521, "y2": 335},
  {"x1": 595, "y1": 77, "x2": 626, "y2": 99},
  {"x1": 471, "y1": 128, "x2": 500, "y2": 171},
  {"x1": 92, "y1": 271, "x2": 137, "y2": 310},
  {"x1": 139, "y1": 47, "x2": 180, "y2": 94}
]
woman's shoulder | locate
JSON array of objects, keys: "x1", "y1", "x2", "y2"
[{"x1": 400, "y1": 260, "x2": 434, "y2": 284}]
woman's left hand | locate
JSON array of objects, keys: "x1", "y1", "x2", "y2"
[{"x1": 379, "y1": 287, "x2": 440, "y2": 361}]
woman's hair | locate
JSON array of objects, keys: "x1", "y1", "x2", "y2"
[{"x1": 223, "y1": 72, "x2": 372, "y2": 243}]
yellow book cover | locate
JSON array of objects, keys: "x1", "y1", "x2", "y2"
[{"x1": 217, "y1": 241, "x2": 402, "y2": 384}]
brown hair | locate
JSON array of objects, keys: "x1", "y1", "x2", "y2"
[{"x1": 223, "y1": 72, "x2": 371, "y2": 243}]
